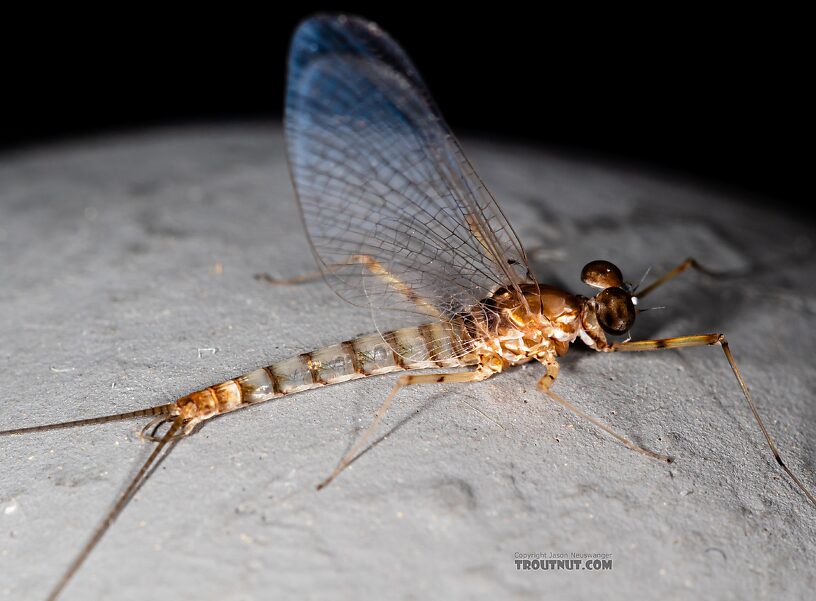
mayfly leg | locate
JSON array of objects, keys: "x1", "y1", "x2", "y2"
[
  {"x1": 256, "y1": 254, "x2": 443, "y2": 318},
  {"x1": 536, "y1": 361, "x2": 672, "y2": 462},
  {"x1": 255, "y1": 254, "x2": 403, "y2": 287},
  {"x1": 317, "y1": 369, "x2": 491, "y2": 490},
  {"x1": 255, "y1": 269, "x2": 324, "y2": 285},
  {"x1": 543, "y1": 388, "x2": 673, "y2": 462},
  {"x1": 625, "y1": 257, "x2": 815, "y2": 504},
  {"x1": 43, "y1": 416, "x2": 187, "y2": 601},
  {"x1": 611, "y1": 334, "x2": 816, "y2": 507},
  {"x1": 635, "y1": 257, "x2": 733, "y2": 299}
]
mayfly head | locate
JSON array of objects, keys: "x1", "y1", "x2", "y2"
[{"x1": 581, "y1": 260, "x2": 637, "y2": 335}]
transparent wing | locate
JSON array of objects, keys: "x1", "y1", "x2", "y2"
[{"x1": 285, "y1": 14, "x2": 535, "y2": 327}]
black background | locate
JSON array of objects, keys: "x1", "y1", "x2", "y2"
[{"x1": 2, "y1": 6, "x2": 811, "y2": 217}]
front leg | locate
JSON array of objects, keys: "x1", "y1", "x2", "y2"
[
  {"x1": 610, "y1": 333, "x2": 816, "y2": 507},
  {"x1": 635, "y1": 257, "x2": 735, "y2": 299}
]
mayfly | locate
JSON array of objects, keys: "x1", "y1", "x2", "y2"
[{"x1": 2, "y1": 13, "x2": 814, "y2": 601}]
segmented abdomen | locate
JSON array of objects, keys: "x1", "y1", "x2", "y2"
[{"x1": 174, "y1": 321, "x2": 476, "y2": 421}]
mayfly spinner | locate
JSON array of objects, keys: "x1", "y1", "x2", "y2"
[{"x1": 2, "y1": 13, "x2": 813, "y2": 601}]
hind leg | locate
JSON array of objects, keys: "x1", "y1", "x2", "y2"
[
  {"x1": 257, "y1": 254, "x2": 441, "y2": 317},
  {"x1": 317, "y1": 368, "x2": 491, "y2": 490}
]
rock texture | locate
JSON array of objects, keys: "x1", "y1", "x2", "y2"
[{"x1": 1, "y1": 125, "x2": 814, "y2": 600}]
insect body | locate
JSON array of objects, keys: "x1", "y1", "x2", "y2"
[
  {"x1": 149, "y1": 270, "x2": 651, "y2": 472},
  {"x1": 1, "y1": 13, "x2": 813, "y2": 601},
  {"x1": 127, "y1": 282, "x2": 587, "y2": 443}
]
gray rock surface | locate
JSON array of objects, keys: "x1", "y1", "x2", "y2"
[{"x1": 1, "y1": 125, "x2": 814, "y2": 601}]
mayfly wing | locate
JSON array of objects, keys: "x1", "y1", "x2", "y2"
[{"x1": 285, "y1": 14, "x2": 538, "y2": 346}]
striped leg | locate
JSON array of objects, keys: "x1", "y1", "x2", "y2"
[
  {"x1": 636, "y1": 257, "x2": 726, "y2": 299},
  {"x1": 537, "y1": 360, "x2": 560, "y2": 391},
  {"x1": 317, "y1": 369, "x2": 491, "y2": 490},
  {"x1": 611, "y1": 333, "x2": 816, "y2": 507},
  {"x1": 536, "y1": 361, "x2": 671, "y2": 462},
  {"x1": 256, "y1": 254, "x2": 441, "y2": 317}
]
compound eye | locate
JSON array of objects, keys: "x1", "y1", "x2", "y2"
[
  {"x1": 595, "y1": 287, "x2": 636, "y2": 335},
  {"x1": 581, "y1": 260, "x2": 624, "y2": 289}
]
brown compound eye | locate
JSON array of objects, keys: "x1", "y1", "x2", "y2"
[
  {"x1": 581, "y1": 260, "x2": 624, "y2": 289},
  {"x1": 595, "y1": 287, "x2": 636, "y2": 335}
]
